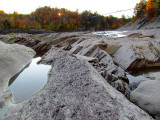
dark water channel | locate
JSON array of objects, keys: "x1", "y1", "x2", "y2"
[
  {"x1": 6, "y1": 57, "x2": 51, "y2": 103},
  {"x1": 127, "y1": 68, "x2": 160, "y2": 84}
]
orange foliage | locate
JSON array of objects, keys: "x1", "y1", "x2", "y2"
[
  {"x1": 0, "y1": 10, "x2": 6, "y2": 16},
  {"x1": 145, "y1": 0, "x2": 157, "y2": 18}
]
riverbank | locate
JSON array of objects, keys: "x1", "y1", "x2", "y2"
[
  {"x1": 0, "y1": 29, "x2": 54, "y2": 34},
  {"x1": 0, "y1": 29, "x2": 160, "y2": 119}
]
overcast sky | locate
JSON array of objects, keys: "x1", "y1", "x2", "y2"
[{"x1": 0, "y1": 0, "x2": 140, "y2": 17}]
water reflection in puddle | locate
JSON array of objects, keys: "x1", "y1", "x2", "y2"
[{"x1": 6, "y1": 57, "x2": 51, "y2": 103}]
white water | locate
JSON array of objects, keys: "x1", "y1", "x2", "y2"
[{"x1": 93, "y1": 31, "x2": 127, "y2": 38}]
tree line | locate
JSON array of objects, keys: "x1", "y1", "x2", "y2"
[
  {"x1": 133, "y1": 0, "x2": 160, "y2": 21},
  {"x1": 0, "y1": 6, "x2": 130, "y2": 31}
]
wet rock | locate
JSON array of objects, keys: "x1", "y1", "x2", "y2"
[
  {"x1": 130, "y1": 80, "x2": 160, "y2": 117},
  {"x1": 3, "y1": 51, "x2": 153, "y2": 120}
]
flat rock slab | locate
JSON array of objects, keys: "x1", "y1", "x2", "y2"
[
  {"x1": 3, "y1": 51, "x2": 153, "y2": 120},
  {"x1": 131, "y1": 80, "x2": 160, "y2": 116}
]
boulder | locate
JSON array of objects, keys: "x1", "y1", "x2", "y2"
[
  {"x1": 130, "y1": 80, "x2": 160, "y2": 117},
  {"x1": 2, "y1": 51, "x2": 153, "y2": 120}
]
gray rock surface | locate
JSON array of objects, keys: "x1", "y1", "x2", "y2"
[
  {"x1": 113, "y1": 41, "x2": 160, "y2": 70},
  {"x1": 130, "y1": 80, "x2": 160, "y2": 117},
  {"x1": 0, "y1": 41, "x2": 35, "y2": 96},
  {"x1": 2, "y1": 51, "x2": 153, "y2": 120},
  {"x1": 1, "y1": 30, "x2": 160, "y2": 119}
]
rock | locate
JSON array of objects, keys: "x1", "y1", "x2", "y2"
[
  {"x1": 0, "y1": 97, "x2": 5, "y2": 104},
  {"x1": 111, "y1": 80, "x2": 125, "y2": 93},
  {"x1": 0, "y1": 97, "x2": 5, "y2": 108},
  {"x1": 63, "y1": 44, "x2": 72, "y2": 50},
  {"x1": 74, "y1": 54, "x2": 99, "y2": 63},
  {"x1": 130, "y1": 80, "x2": 160, "y2": 117},
  {"x1": 105, "y1": 44, "x2": 121, "y2": 55},
  {"x1": 155, "y1": 116, "x2": 160, "y2": 120},
  {"x1": 127, "y1": 33, "x2": 143, "y2": 38},
  {"x1": 128, "y1": 81, "x2": 142, "y2": 91},
  {"x1": 0, "y1": 41, "x2": 35, "y2": 96},
  {"x1": 113, "y1": 41, "x2": 160, "y2": 70},
  {"x1": 3, "y1": 51, "x2": 153, "y2": 120},
  {"x1": 2, "y1": 91, "x2": 12, "y2": 99},
  {"x1": 0, "y1": 91, "x2": 12, "y2": 108}
]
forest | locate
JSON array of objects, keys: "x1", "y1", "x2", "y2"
[
  {"x1": 1, "y1": 0, "x2": 160, "y2": 32},
  {"x1": 0, "y1": 6, "x2": 130, "y2": 32},
  {"x1": 133, "y1": 0, "x2": 160, "y2": 21}
]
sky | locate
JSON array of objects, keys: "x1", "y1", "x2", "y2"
[{"x1": 0, "y1": 0, "x2": 140, "y2": 17}]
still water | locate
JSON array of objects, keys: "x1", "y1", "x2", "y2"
[
  {"x1": 6, "y1": 57, "x2": 51, "y2": 103},
  {"x1": 127, "y1": 68, "x2": 160, "y2": 83}
]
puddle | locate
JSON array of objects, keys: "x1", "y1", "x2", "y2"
[
  {"x1": 6, "y1": 57, "x2": 51, "y2": 103},
  {"x1": 127, "y1": 68, "x2": 160, "y2": 84},
  {"x1": 93, "y1": 31, "x2": 127, "y2": 38}
]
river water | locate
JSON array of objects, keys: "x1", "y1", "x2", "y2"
[
  {"x1": 93, "y1": 31, "x2": 127, "y2": 38},
  {"x1": 6, "y1": 57, "x2": 51, "y2": 103}
]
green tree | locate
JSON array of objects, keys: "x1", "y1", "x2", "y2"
[{"x1": 3, "y1": 19, "x2": 11, "y2": 29}]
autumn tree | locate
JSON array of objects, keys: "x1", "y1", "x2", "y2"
[
  {"x1": 134, "y1": 0, "x2": 146, "y2": 18},
  {"x1": 145, "y1": 0, "x2": 158, "y2": 18},
  {"x1": 0, "y1": 7, "x2": 131, "y2": 31}
]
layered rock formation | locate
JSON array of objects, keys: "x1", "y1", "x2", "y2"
[
  {"x1": 113, "y1": 41, "x2": 160, "y2": 70},
  {"x1": 0, "y1": 29, "x2": 160, "y2": 119},
  {"x1": 2, "y1": 51, "x2": 153, "y2": 120}
]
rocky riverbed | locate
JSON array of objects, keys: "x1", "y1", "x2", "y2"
[{"x1": 0, "y1": 29, "x2": 160, "y2": 119}]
